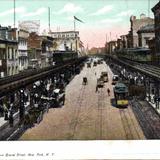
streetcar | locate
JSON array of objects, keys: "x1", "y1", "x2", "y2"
[
  {"x1": 112, "y1": 75, "x2": 119, "y2": 85},
  {"x1": 53, "y1": 51, "x2": 78, "y2": 65},
  {"x1": 113, "y1": 82, "x2": 129, "y2": 107}
]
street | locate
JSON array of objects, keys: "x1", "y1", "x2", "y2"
[{"x1": 20, "y1": 61, "x2": 145, "y2": 140}]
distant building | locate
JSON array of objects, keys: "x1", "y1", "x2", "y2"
[
  {"x1": 0, "y1": 26, "x2": 18, "y2": 77},
  {"x1": 130, "y1": 14, "x2": 154, "y2": 48},
  {"x1": 152, "y1": 2, "x2": 160, "y2": 63},
  {"x1": 117, "y1": 38, "x2": 123, "y2": 50},
  {"x1": 120, "y1": 35, "x2": 128, "y2": 49},
  {"x1": 27, "y1": 32, "x2": 54, "y2": 68},
  {"x1": 27, "y1": 32, "x2": 42, "y2": 68},
  {"x1": 107, "y1": 41, "x2": 117, "y2": 54},
  {"x1": 18, "y1": 29, "x2": 29, "y2": 71},
  {"x1": 89, "y1": 47, "x2": 105, "y2": 55},
  {"x1": 40, "y1": 36, "x2": 54, "y2": 67},
  {"x1": 19, "y1": 20, "x2": 40, "y2": 34},
  {"x1": 137, "y1": 24, "x2": 155, "y2": 48},
  {"x1": 50, "y1": 31, "x2": 84, "y2": 56}
]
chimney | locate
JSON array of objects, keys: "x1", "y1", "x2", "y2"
[{"x1": 130, "y1": 15, "x2": 136, "y2": 21}]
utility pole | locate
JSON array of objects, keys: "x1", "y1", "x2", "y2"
[
  {"x1": 48, "y1": 7, "x2": 51, "y2": 33},
  {"x1": 148, "y1": 0, "x2": 150, "y2": 17},
  {"x1": 14, "y1": 0, "x2": 16, "y2": 28},
  {"x1": 110, "y1": 32, "x2": 112, "y2": 41}
]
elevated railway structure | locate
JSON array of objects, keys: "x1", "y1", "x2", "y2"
[
  {"x1": 0, "y1": 57, "x2": 86, "y2": 140},
  {"x1": 105, "y1": 55, "x2": 160, "y2": 111},
  {"x1": 0, "y1": 57, "x2": 86, "y2": 97}
]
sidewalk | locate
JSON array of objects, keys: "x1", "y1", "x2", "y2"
[
  {"x1": 146, "y1": 94, "x2": 160, "y2": 114},
  {"x1": 0, "y1": 102, "x2": 30, "y2": 140}
]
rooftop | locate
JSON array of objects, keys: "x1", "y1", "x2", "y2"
[
  {"x1": 51, "y1": 31, "x2": 79, "y2": 34},
  {"x1": 137, "y1": 24, "x2": 155, "y2": 33},
  {"x1": 152, "y1": 1, "x2": 160, "y2": 12}
]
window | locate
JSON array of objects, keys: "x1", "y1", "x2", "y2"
[
  {"x1": 12, "y1": 48, "x2": 14, "y2": 60},
  {"x1": 8, "y1": 47, "x2": 10, "y2": 59}
]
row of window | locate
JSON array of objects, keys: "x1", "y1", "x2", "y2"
[
  {"x1": 8, "y1": 66, "x2": 19, "y2": 76},
  {"x1": 0, "y1": 31, "x2": 12, "y2": 40},
  {"x1": 53, "y1": 33, "x2": 78, "y2": 38},
  {"x1": 19, "y1": 40, "x2": 27, "y2": 46},
  {"x1": 7, "y1": 47, "x2": 18, "y2": 60}
]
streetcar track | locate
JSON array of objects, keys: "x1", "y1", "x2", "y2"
[
  {"x1": 119, "y1": 108, "x2": 134, "y2": 139},
  {"x1": 130, "y1": 99, "x2": 159, "y2": 139},
  {"x1": 69, "y1": 84, "x2": 85, "y2": 139},
  {"x1": 97, "y1": 87, "x2": 104, "y2": 139},
  {"x1": 127, "y1": 105, "x2": 141, "y2": 139},
  {"x1": 68, "y1": 68, "x2": 89, "y2": 139}
]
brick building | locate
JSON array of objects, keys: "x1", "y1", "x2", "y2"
[
  {"x1": 117, "y1": 38, "x2": 123, "y2": 50},
  {"x1": 107, "y1": 41, "x2": 117, "y2": 54},
  {"x1": 27, "y1": 32, "x2": 42, "y2": 68},
  {"x1": 0, "y1": 26, "x2": 18, "y2": 77},
  {"x1": 130, "y1": 14, "x2": 154, "y2": 48},
  {"x1": 152, "y1": 1, "x2": 160, "y2": 64},
  {"x1": 120, "y1": 35, "x2": 128, "y2": 49},
  {"x1": 27, "y1": 32, "x2": 54, "y2": 68},
  {"x1": 148, "y1": 38, "x2": 156, "y2": 63},
  {"x1": 18, "y1": 29, "x2": 29, "y2": 71},
  {"x1": 40, "y1": 36, "x2": 54, "y2": 67},
  {"x1": 137, "y1": 24, "x2": 155, "y2": 48}
]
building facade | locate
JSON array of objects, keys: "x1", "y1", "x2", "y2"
[
  {"x1": 0, "y1": 26, "x2": 18, "y2": 77},
  {"x1": 40, "y1": 36, "x2": 54, "y2": 67},
  {"x1": 130, "y1": 14, "x2": 154, "y2": 48},
  {"x1": 152, "y1": 2, "x2": 160, "y2": 63},
  {"x1": 107, "y1": 41, "x2": 117, "y2": 54},
  {"x1": 18, "y1": 29, "x2": 29, "y2": 71},
  {"x1": 50, "y1": 31, "x2": 83, "y2": 56},
  {"x1": 27, "y1": 32, "x2": 42, "y2": 68},
  {"x1": 28, "y1": 32, "x2": 54, "y2": 68},
  {"x1": 117, "y1": 38, "x2": 123, "y2": 50},
  {"x1": 120, "y1": 35, "x2": 128, "y2": 49},
  {"x1": 137, "y1": 24, "x2": 155, "y2": 48}
]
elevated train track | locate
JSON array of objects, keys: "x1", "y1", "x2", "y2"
[
  {"x1": 106, "y1": 55, "x2": 160, "y2": 81},
  {"x1": 0, "y1": 57, "x2": 86, "y2": 98}
]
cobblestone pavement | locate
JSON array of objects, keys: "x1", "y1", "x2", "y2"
[{"x1": 20, "y1": 61, "x2": 145, "y2": 140}]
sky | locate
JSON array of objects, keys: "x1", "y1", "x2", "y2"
[{"x1": 0, "y1": 0, "x2": 159, "y2": 48}]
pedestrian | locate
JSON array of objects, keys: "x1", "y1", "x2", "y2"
[
  {"x1": 107, "y1": 88, "x2": 111, "y2": 96},
  {"x1": 3, "y1": 103, "x2": 8, "y2": 120}
]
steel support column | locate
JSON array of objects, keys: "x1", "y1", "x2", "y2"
[
  {"x1": 19, "y1": 89, "x2": 25, "y2": 123},
  {"x1": 148, "y1": 78, "x2": 151, "y2": 102}
]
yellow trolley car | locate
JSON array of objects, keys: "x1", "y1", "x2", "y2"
[{"x1": 114, "y1": 82, "x2": 129, "y2": 107}]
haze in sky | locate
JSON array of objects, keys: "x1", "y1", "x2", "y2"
[{"x1": 0, "y1": 0, "x2": 159, "y2": 48}]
